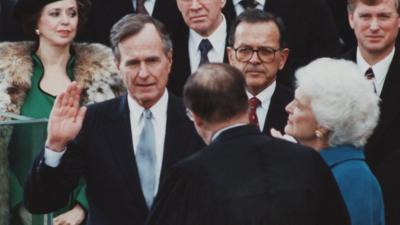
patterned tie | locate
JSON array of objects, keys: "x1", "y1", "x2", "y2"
[
  {"x1": 248, "y1": 97, "x2": 261, "y2": 128},
  {"x1": 240, "y1": 0, "x2": 258, "y2": 9},
  {"x1": 365, "y1": 67, "x2": 377, "y2": 93},
  {"x1": 136, "y1": 0, "x2": 148, "y2": 14},
  {"x1": 136, "y1": 109, "x2": 156, "y2": 208},
  {"x1": 198, "y1": 39, "x2": 213, "y2": 67}
]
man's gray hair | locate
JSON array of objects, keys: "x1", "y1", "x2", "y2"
[
  {"x1": 295, "y1": 58, "x2": 380, "y2": 147},
  {"x1": 110, "y1": 14, "x2": 173, "y2": 61}
]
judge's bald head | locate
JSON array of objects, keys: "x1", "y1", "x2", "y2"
[{"x1": 183, "y1": 63, "x2": 248, "y2": 123}]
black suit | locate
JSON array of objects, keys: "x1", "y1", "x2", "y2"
[
  {"x1": 343, "y1": 47, "x2": 400, "y2": 225},
  {"x1": 24, "y1": 94, "x2": 204, "y2": 225},
  {"x1": 147, "y1": 125, "x2": 350, "y2": 225},
  {"x1": 262, "y1": 83, "x2": 293, "y2": 136},
  {"x1": 168, "y1": 26, "x2": 230, "y2": 97},
  {"x1": 77, "y1": 0, "x2": 185, "y2": 45},
  {"x1": 223, "y1": 0, "x2": 341, "y2": 88},
  {"x1": 0, "y1": 0, "x2": 26, "y2": 41}
]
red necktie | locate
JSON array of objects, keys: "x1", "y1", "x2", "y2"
[{"x1": 248, "y1": 97, "x2": 261, "y2": 127}]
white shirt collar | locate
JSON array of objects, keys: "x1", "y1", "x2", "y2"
[
  {"x1": 127, "y1": 90, "x2": 169, "y2": 124},
  {"x1": 356, "y1": 47, "x2": 395, "y2": 95},
  {"x1": 233, "y1": 0, "x2": 266, "y2": 7},
  {"x1": 246, "y1": 81, "x2": 276, "y2": 109},
  {"x1": 132, "y1": 0, "x2": 156, "y2": 15}
]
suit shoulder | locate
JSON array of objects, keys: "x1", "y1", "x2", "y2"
[{"x1": 85, "y1": 96, "x2": 123, "y2": 115}]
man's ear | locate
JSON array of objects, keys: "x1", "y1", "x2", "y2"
[
  {"x1": 227, "y1": 46, "x2": 235, "y2": 65},
  {"x1": 192, "y1": 112, "x2": 203, "y2": 128},
  {"x1": 115, "y1": 58, "x2": 120, "y2": 71},
  {"x1": 348, "y1": 13, "x2": 355, "y2": 29},
  {"x1": 278, "y1": 48, "x2": 289, "y2": 70}
]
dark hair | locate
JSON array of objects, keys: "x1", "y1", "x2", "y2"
[
  {"x1": 347, "y1": 0, "x2": 400, "y2": 14},
  {"x1": 14, "y1": 0, "x2": 91, "y2": 39},
  {"x1": 110, "y1": 14, "x2": 172, "y2": 62},
  {"x1": 228, "y1": 9, "x2": 287, "y2": 49},
  {"x1": 183, "y1": 63, "x2": 249, "y2": 123}
]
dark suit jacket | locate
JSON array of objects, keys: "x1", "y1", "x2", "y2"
[
  {"x1": 262, "y1": 83, "x2": 293, "y2": 135},
  {"x1": 168, "y1": 25, "x2": 230, "y2": 97},
  {"x1": 24, "y1": 94, "x2": 204, "y2": 225},
  {"x1": 223, "y1": 0, "x2": 341, "y2": 88},
  {"x1": 324, "y1": 0, "x2": 356, "y2": 52},
  {"x1": 0, "y1": 0, "x2": 26, "y2": 41},
  {"x1": 342, "y1": 47, "x2": 400, "y2": 225},
  {"x1": 147, "y1": 125, "x2": 350, "y2": 225},
  {"x1": 77, "y1": 0, "x2": 185, "y2": 46}
]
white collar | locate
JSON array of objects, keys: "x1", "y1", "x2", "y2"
[
  {"x1": 356, "y1": 47, "x2": 395, "y2": 89},
  {"x1": 127, "y1": 90, "x2": 169, "y2": 124},
  {"x1": 233, "y1": 0, "x2": 266, "y2": 7},
  {"x1": 246, "y1": 81, "x2": 276, "y2": 109},
  {"x1": 189, "y1": 14, "x2": 227, "y2": 55}
]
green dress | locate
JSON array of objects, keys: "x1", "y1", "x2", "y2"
[{"x1": 8, "y1": 52, "x2": 88, "y2": 225}]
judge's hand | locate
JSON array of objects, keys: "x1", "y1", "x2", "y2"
[
  {"x1": 270, "y1": 128, "x2": 297, "y2": 143},
  {"x1": 46, "y1": 82, "x2": 87, "y2": 151},
  {"x1": 53, "y1": 204, "x2": 85, "y2": 225}
]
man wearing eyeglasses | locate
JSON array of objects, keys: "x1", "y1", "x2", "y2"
[{"x1": 227, "y1": 9, "x2": 293, "y2": 136}]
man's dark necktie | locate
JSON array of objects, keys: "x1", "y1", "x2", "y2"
[
  {"x1": 136, "y1": 109, "x2": 156, "y2": 208},
  {"x1": 248, "y1": 97, "x2": 261, "y2": 128},
  {"x1": 365, "y1": 67, "x2": 377, "y2": 93},
  {"x1": 198, "y1": 39, "x2": 213, "y2": 67},
  {"x1": 240, "y1": 0, "x2": 258, "y2": 9},
  {"x1": 136, "y1": 0, "x2": 148, "y2": 15}
]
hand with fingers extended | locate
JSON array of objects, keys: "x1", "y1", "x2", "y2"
[{"x1": 46, "y1": 82, "x2": 87, "y2": 152}]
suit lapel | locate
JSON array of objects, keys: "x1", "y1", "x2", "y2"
[
  {"x1": 104, "y1": 95, "x2": 149, "y2": 214},
  {"x1": 263, "y1": 84, "x2": 293, "y2": 135},
  {"x1": 160, "y1": 95, "x2": 186, "y2": 181},
  {"x1": 368, "y1": 48, "x2": 400, "y2": 148}
]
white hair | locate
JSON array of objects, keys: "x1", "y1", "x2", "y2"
[{"x1": 295, "y1": 58, "x2": 380, "y2": 147}]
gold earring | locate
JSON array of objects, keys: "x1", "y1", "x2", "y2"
[
  {"x1": 35, "y1": 29, "x2": 40, "y2": 36},
  {"x1": 315, "y1": 130, "x2": 323, "y2": 138}
]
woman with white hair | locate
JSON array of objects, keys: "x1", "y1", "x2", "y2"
[{"x1": 272, "y1": 58, "x2": 385, "y2": 225}]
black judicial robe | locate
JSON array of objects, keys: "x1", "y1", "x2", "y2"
[{"x1": 147, "y1": 125, "x2": 350, "y2": 225}]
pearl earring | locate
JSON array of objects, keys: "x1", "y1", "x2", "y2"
[{"x1": 35, "y1": 29, "x2": 40, "y2": 35}]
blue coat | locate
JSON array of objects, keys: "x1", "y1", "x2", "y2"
[{"x1": 320, "y1": 145, "x2": 385, "y2": 225}]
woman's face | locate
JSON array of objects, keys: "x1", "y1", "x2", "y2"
[
  {"x1": 37, "y1": 0, "x2": 78, "y2": 47},
  {"x1": 284, "y1": 88, "x2": 320, "y2": 143}
]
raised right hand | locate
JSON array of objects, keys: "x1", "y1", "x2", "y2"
[{"x1": 46, "y1": 82, "x2": 87, "y2": 152}]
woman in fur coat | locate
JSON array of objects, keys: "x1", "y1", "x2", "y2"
[{"x1": 0, "y1": 0, "x2": 124, "y2": 225}]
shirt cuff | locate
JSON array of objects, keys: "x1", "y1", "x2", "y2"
[{"x1": 44, "y1": 147, "x2": 66, "y2": 167}]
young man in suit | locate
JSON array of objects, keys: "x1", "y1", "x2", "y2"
[
  {"x1": 343, "y1": 0, "x2": 400, "y2": 224},
  {"x1": 24, "y1": 14, "x2": 204, "y2": 225},
  {"x1": 147, "y1": 63, "x2": 350, "y2": 225},
  {"x1": 77, "y1": 0, "x2": 185, "y2": 46},
  {"x1": 223, "y1": 0, "x2": 341, "y2": 88},
  {"x1": 227, "y1": 10, "x2": 293, "y2": 136},
  {"x1": 168, "y1": 0, "x2": 229, "y2": 96}
]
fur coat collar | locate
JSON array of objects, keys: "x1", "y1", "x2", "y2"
[
  {"x1": 0, "y1": 41, "x2": 124, "y2": 117},
  {"x1": 0, "y1": 42, "x2": 124, "y2": 225}
]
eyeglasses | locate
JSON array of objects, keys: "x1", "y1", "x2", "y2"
[
  {"x1": 186, "y1": 108, "x2": 194, "y2": 121},
  {"x1": 233, "y1": 46, "x2": 281, "y2": 63}
]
